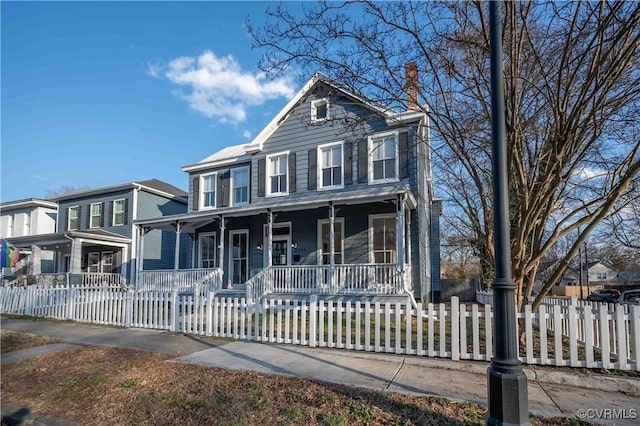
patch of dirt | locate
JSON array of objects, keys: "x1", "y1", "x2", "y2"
[
  {"x1": 0, "y1": 330, "x2": 59, "y2": 353},
  {"x1": 0, "y1": 344, "x2": 592, "y2": 425}
]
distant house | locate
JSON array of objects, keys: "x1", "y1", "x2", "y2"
[
  {"x1": 2, "y1": 179, "x2": 187, "y2": 285},
  {"x1": 136, "y1": 70, "x2": 441, "y2": 302},
  {"x1": 0, "y1": 198, "x2": 58, "y2": 276}
]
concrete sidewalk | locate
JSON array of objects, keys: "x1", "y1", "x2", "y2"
[{"x1": 2, "y1": 317, "x2": 639, "y2": 425}]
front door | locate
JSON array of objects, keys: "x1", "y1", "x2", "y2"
[{"x1": 272, "y1": 238, "x2": 290, "y2": 266}]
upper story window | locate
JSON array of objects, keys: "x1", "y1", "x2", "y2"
[
  {"x1": 200, "y1": 173, "x2": 217, "y2": 209},
  {"x1": 318, "y1": 142, "x2": 343, "y2": 189},
  {"x1": 597, "y1": 271, "x2": 608, "y2": 280},
  {"x1": 267, "y1": 152, "x2": 288, "y2": 196},
  {"x1": 369, "y1": 132, "x2": 399, "y2": 183},
  {"x1": 311, "y1": 98, "x2": 329, "y2": 122},
  {"x1": 113, "y1": 199, "x2": 125, "y2": 226},
  {"x1": 68, "y1": 206, "x2": 79, "y2": 230},
  {"x1": 90, "y1": 203, "x2": 102, "y2": 228},
  {"x1": 231, "y1": 167, "x2": 249, "y2": 206}
]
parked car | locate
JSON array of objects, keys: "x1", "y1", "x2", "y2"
[
  {"x1": 619, "y1": 289, "x2": 640, "y2": 306},
  {"x1": 586, "y1": 289, "x2": 621, "y2": 303}
]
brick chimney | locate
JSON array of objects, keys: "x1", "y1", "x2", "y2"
[{"x1": 405, "y1": 62, "x2": 419, "y2": 110}]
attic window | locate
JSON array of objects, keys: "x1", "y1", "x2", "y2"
[{"x1": 311, "y1": 98, "x2": 329, "y2": 122}]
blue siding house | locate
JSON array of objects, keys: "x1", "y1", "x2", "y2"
[
  {"x1": 5, "y1": 180, "x2": 187, "y2": 285},
  {"x1": 136, "y1": 72, "x2": 441, "y2": 302}
]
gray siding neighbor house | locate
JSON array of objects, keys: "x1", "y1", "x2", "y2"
[
  {"x1": 3, "y1": 180, "x2": 187, "y2": 285},
  {"x1": 136, "y1": 72, "x2": 441, "y2": 302}
]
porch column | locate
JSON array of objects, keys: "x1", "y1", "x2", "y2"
[
  {"x1": 174, "y1": 221, "x2": 181, "y2": 270},
  {"x1": 397, "y1": 195, "x2": 406, "y2": 292},
  {"x1": 190, "y1": 233, "x2": 196, "y2": 269},
  {"x1": 121, "y1": 245, "x2": 129, "y2": 283},
  {"x1": 267, "y1": 210, "x2": 273, "y2": 267},
  {"x1": 137, "y1": 227, "x2": 146, "y2": 273},
  {"x1": 69, "y1": 238, "x2": 82, "y2": 274},
  {"x1": 31, "y1": 244, "x2": 42, "y2": 275},
  {"x1": 406, "y1": 209, "x2": 412, "y2": 291},
  {"x1": 218, "y1": 217, "x2": 226, "y2": 270},
  {"x1": 329, "y1": 202, "x2": 336, "y2": 293}
]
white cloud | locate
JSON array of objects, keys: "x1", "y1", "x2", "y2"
[
  {"x1": 242, "y1": 130, "x2": 252, "y2": 139},
  {"x1": 146, "y1": 62, "x2": 163, "y2": 78},
  {"x1": 162, "y1": 50, "x2": 296, "y2": 123}
]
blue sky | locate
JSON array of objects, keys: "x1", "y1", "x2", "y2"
[{"x1": 1, "y1": 1, "x2": 304, "y2": 202}]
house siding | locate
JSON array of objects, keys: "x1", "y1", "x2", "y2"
[
  {"x1": 188, "y1": 161, "x2": 252, "y2": 213},
  {"x1": 58, "y1": 189, "x2": 134, "y2": 238}
]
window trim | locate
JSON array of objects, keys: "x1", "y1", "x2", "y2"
[
  {"x1": 368, "y1": 213, "x2": 397, "y2": 264},
  {"x1": 199, "y1": 172, "x2": 218, "y2": 210},
  {"x1": 266, "y1": 151, "x2": 289, "y2": 197},
  {"x1": 89, "y1": 203, "x2": 102, "y2": 229},
  {"x1": 112, "y1": 199, "x2": 126, "y2": 226},
  {"x1": 68, "y1": 206, "x2": 79, "y2": 231},
  {"x1": 317, "y1": 218, "x2": 345, "y2": 265},
  {"x1": 317, "y1": 141, "x2": 344, "y2": 191},
  {"x1": 230, "y1": 166, "x2": 250, "y2": 206},
  {"x1": 368, "y1": 130, "x2": 400, "y2": 184},
  {"x1": 198, "y1": 232, "x2": 217, "y2": 269},
  {"x1": 311, "y1": 97, "x2": 330, "y2": 122},
  {"x1": 228, "y1": 229, "x2": 249, "y2": 285}
]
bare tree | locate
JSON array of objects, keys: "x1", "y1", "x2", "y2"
[
  {"x1": 249, "y1": 1, "x2": 640, "y2": 310},
  {"x1": 44, "y1": 185, "x2": 90, "y2": 199}
]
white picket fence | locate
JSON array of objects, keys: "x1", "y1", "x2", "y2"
[{"x1": 1, "y1": 287, "x2": 638, "y2": 370}]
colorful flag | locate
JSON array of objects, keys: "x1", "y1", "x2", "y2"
[{"x1": 1, "y1": 239, "x2": 21, "y2": 268}]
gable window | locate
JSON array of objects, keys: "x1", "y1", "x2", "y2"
[
  {"x1": 68, "y1": 206, "x2": 79, "y2": 230},
  {"x1": 597, "y1": 272, "x2": 607, "y2": 280},
  {"x1": 369, "y1": 132, "x2": 398, "y2": 182},
  {"x1": 318, "y1": 142, "x2": 343, "y2": 189},
  {"x1": 199, "y1": 232, "x2": 217, "y2": 268},
  {"x1": 113, "y1": 199, "x2": 125, "y2": 226},
  {"x1": 318, "y1": 219, "x2": 344, "y2": 265},
  {"x1": 267, "y1": 152, "x2": 288, "y2": 196},
  {"x1": 369, "y1": 214, "x2": 397, "y2": 264},
  {"x1": 90, "y1": 203, "x2": 102, "y2": 228},
  {"x1": 231, "y1": 167, "x2": 249, "y2": 206},
  {"x1": 311, "y1": 98, "x2": 329, "y2": 122},
  {"x1": 200, "y1": 173, "x2": 217, "y2": 209}
]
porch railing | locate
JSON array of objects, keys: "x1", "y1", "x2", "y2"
[
  {"x1": 136, "y1": 268, "x2": 223, "y2": 293},
  {"x1": 247, "y1": 263, "x2": 404, "y2": 301},
  {"x1": 16, "y1": 273, "x2": 128, "y2": 289}
]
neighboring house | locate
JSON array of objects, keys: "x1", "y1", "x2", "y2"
[
  {"x1": 136, "y1": 70, "x2": 441, "y2": 302},
  {"x1": 0, "y1": 198, "x2": 58, "y2": 276},
  {"x1": 585, "y1": 260, "x2": 619, "y2": 285},
  {"x1": 3, "y1": 180, "x2": 187, "y2": 284}
]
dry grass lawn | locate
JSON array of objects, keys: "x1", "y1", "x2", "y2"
[{"x1": 1, "y1": 331, "x2": 591, "y2": 426}]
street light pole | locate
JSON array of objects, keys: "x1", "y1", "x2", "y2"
[{"x1": 487, "y1": 2, "x2": 529, "y2": 425}]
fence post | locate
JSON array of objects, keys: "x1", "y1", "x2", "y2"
[
  {"x1": 631, "y1": 305, "x2": 640, "y2": 372},
  {"x1": 67, "y1": 287, "x2": 76, "y2": 320},
  {"x1": 206, "y1": 291, "x2": 214, "y2": 336},
  {"x1": 125, "y1": 289, "x2": 134, "y2": 328},
  {"x1": 451, "y1": 297, "x2": 460, "y2": 361},
  {"x1": 170, "y1": 290, "x2": 178, "y2": 333},
  {"x1": 309, "y1": 295, "x2": 318, "y2": 348}
]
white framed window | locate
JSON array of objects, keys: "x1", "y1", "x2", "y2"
[
  {"x1": 68, "y1": 206, "x2": 79, "y2": 230},
  {"x1": 229, "y1": 230, "x2": 249, "y2": 285},
  {"x1": 597, "y1": 272, "x2": 607, "y2": 280},
  {"x1": 90, "y1": 203, "x2": 102, "y2": 228},
  {"x1": 317, "y1": 218, "x2": 344, "y2": 265},
  {"x1": 199, "y1": 232, "x2": 217, "y2": 268},
  {"x1": 112, "y1": 199, "x2": 125, "y2": 226},
  {"x1": 311, "y1": 98, "x2": 329, "y2": 122},
  {"x1": 231, "y1": 167, "x2": 250, "y2": 206},
  {"x1": 87, "y1": 252, "x2": 100, "y2": 273},
  {"x1": 369, "y1": 214, "x2": 397, "y2": 264},
  {"x1": 266, "y1": 152, "x2": 288, "y2": 196},
  {"x1": 369, "y1": 131, "x2": 399, "y2": 183},
  {"x1": 318, "y1": 141, "x2": 343, "y2": 190},
  {"x1": 200, "y1": 173, "x2": 217, "y2": 209}
]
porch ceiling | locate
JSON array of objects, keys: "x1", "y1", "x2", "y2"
[{"x1": 135, "y1": 186, "x2": 416, "y2": 231}]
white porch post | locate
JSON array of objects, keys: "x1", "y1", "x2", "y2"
[
  {"x1": 218, "y1": 217, "x2": 226, "y2": 270},
  {"x1": 121, "y1": 245, "x2": 129, "y2": 283},
  {"x1": 31, "y1": 244, "x2": 42, "y2": 275},
  {"x1": 267, "y1": 210, "x2": 273, "y2": 267},
  {"x1": 397, "y1": 195, "x2": 406, "y2": 291},
  {"x1": 190, "y1": 233, "x2": 196, "y2": 269},
  {"x1": 174, "y1": 222, "x2": 181, "y2": 270},
  {"x1": 138, "y1": 227, "x2": 146, "y2": 273},
  {"x1": 329, "y1": 202, "x2": 336, "y2": 293},
  {"x1": 70, "y1": 238, "x2": 82, "y2": 274}
]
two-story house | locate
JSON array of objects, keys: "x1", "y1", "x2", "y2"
[
  {"x1": 2, "y1": 179, "x2": 187, "y2": 285},
  {"x1": 0, "y1": 198, "x2": 58, "y2": 277},
  {"x1": 135, "y1": 71, "x2": 441, "y2": 302}
]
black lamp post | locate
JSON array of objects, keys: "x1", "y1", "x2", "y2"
[{"x1": 487, "y1": 2, "x2": 529, "y2": 425}]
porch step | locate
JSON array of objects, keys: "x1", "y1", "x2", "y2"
[{"x1": 216, "y1": 284, "x2": 247, "y2": 299}]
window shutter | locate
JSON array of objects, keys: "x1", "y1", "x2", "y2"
[
  {"x1": 101, "y1": 202, "x2": 106, "y2": 227},
  {"x1": 289, "y1": 152, "x2": 297, "y2": 193},
  {"x1": 87, "y1": 205, "x2": 91, "y2": 228},
  {"x1": 77, "y1": 206, "x2": 82, "y2": 229},
  {"x1": 358, "y1": 139, "x2": 368, "y2": 183},
  {"x1": 192, "y1": 177, "x2": 200, "y2": 211},
  {"x1": 344, "y1": 141, "x2": 353, "y2": 185},
  {"x1": 308, "y1": 149, "x2": 317, "y2": 190},
  {"x1": 64, "y1": 207, "x2": 70, "y2": 231},
  {"x1": 257, "y1": 159, "x2": 266, "y2": 197},
  {"x1": 399, "y1": 131, "x2": 409, "y2": 179},
  {"x1": 123, "y1": 199, "x2": 129, "y2": 224},
  {"x1": 217, "y1": 171, "x2": 230, "y2": 208}
]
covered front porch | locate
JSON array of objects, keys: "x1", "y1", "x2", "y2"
[{"x1": 135, "y1": 187, "x2": 417, "y2": 301}]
